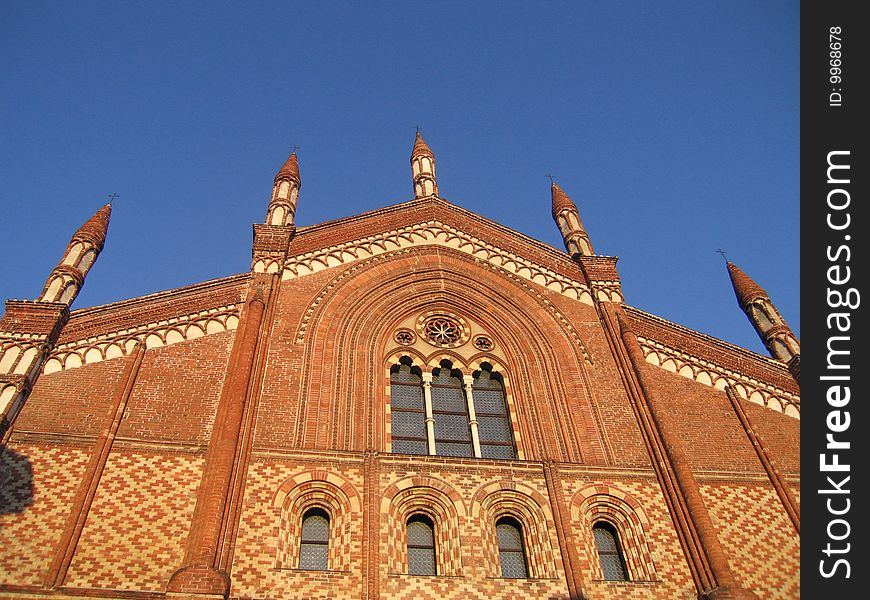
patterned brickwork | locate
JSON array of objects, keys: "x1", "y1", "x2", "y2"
[
  {"x1": 64, "y1": 451, "x2": 203, "y2": 591},
  {"x1": 561, "y1": 473, "x2": 697, "y2": 599},
  {"x1": 229, "y1": 457, "x2": 366, "y2": 599},
  {"x1": 0, "y1": 443, "x2": 91, "y2": 586},
  {"x1": 0, "y1": 178, "x2": 800, "y2": 599},
  {"x1": 701, "y1": 482, "x2": 800, "y2": 599}
]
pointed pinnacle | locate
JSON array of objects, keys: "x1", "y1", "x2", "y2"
[
  {"x1": 275, "y1": 151, "x2": 301, "y2": 183},
  {"x1": 411, "y1": 130, "x2": 434, "y2": 159},
  {"x1": 726, "y1": 261, "x2": 767, "y2": 308},
  {"x1": 550, "y1": 180, "x2": 577, "y2": 219},
  {"x1": 74, "y1": 204, "x2": 112, "y2": 250}
]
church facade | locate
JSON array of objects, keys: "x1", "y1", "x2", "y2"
[{"x1": 0, "y1": 134, "x2": 799, "y2": 599}]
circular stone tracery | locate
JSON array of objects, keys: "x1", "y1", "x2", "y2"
[
  {"x1": 424, "y1": 318, "x2": 461, "y2": 345},
  {"x1": 415, "y1": 312, "x2": 470, "y2": 349}
]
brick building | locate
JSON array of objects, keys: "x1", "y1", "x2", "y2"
[{"x1": 0, "y1": 134, "x2": 799, "y2": 599}]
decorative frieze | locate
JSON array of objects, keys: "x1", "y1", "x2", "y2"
[
  {"x1": 637, "y1": 336, "x2": 800, "y2": 418},
  {"x1": 40, "y1": 305, "x2": 241, "y2": 375}
]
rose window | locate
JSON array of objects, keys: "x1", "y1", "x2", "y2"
[{"x1": 424, "y1": 317, "x2": 462, "y2": 345}]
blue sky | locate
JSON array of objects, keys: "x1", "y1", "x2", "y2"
[{"x1": 0, "y1": 1, "x2": 799, "y2": 355}]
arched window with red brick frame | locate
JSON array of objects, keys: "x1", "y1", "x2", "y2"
[
  {"x1": 593, "y1": 521, "x2": 629, "y2": 581},
  {"x1": 298, "y1": 507, "x2": 330, "y2": 571},
  {"x1": 406, "y1": 514, "x2": 437, "y2": 576}
]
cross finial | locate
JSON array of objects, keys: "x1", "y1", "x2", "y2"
[
  {"x1": 107, "y1": 192, "x2": 119, "y2": 205},
  {"x1": 415, "y1": 125, "x2": 421, "y2": 134},
  {"x1": 715, "y1": 248, "x2": 729, "y2": 262},
  {"x1": 290, "y1": 145, "x2": 300, "y2": 154},
  {"x1": 545, "y1": 173, "x2": 555, "y2": 184}
]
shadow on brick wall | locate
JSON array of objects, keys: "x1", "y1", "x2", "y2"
[{"x1": 0, "y1": 447, "x2": 33, "y2": 514}]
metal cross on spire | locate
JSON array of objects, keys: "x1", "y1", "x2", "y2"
[
  {"x1": 290, "y1": 145, "x2": 300, "y2": 154},
  {"x1": 107, "y1": 193, "x2": 119, "y2": 205},
  {"x1": 715, "y1": 248, "x2": 729, "y2": 262},
  {"x1": 545, "y1": 173, "x2": 555, "y2": 184}
]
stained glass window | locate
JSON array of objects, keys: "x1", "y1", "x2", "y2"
[
  {"x1": 390, "y1": 363, "x2": 427, "y2": 455},
  {"x1": 431, "y1": 365, "x2": 473, "y2": 457},
  {"x1": 473, "y1": 370, "x2": 516, "y2": 459}
]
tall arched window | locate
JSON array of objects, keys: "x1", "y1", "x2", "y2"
[
  {"x1": 390, "y1": 362, "x2": 428, "y2": 455},
  {"x1": 593, "y1": 521, "x2": 628, "y2": 581},
  {"x1": 496, "y1": 516, "x2": 528, "y2": 578},
  {"x1": 299, "y1": 507, "x2": 330, "y2": 571},
  {"x1": 406, "y1": 515, "x2": 437, "y2": 576},
  {"x1": 431, "y1": 363, "x2": 473, "y2": 457},
  {"x1": 472, "y1": 368, "x2": 516, "y2": 459}
]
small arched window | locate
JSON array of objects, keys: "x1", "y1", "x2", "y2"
[
  {"x1": 593, "y1": 522, "x2": 628, "y2": 581},
  {"x1": 390, "y1": 362, "x2": 428, "y2": 455},
  {"x1": 473, "y1": 369, "x2": 516, "y2": 459},
  {"x1": 298, "y1": 507, "x2": 330, "y2": 571},
  {"x1": 496, "y1": 516, "x2": 528, "y2": 578},
  {"x1": 406, "y1": 515, "x2": 437, "y2": 576}
]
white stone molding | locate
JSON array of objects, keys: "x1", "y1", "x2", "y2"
[
  {"x1": 40, "y1": 304, "x2": 241, "y2": 375},
  {"x1": 283, "y1": 221, "x2": 595, "y2": 304},
  {"x1": 637, "y1": 336, "x2": 800, "y2": 419}
]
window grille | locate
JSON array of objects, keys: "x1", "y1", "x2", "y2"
[
  {"x1": 496, "y1": 517, "x2": 528, "y2": 578},
  {"x1": 593, "y1": 522, "x2": 629, "y2": 581},
  {"x1": 473, "y1": 370, "x2": 516, "y2": 459},
  {"x1": 390, "y1": 364, "x2": 427, "y2": 455},
  {"x1": 431, "y1": 367, "x2": 473, "y2": 457},
  {"x1": 299, "y1": 508, "x2": 330, "y2": 571},
  {"x1": 407, "y1": 515, "x2": 437, "y2": 576}
]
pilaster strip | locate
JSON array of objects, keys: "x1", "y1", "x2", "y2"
[
  {"x1": 725, "y1": 386, "x2": 800, "y2": 534},
  {"x1": 617, "y1": 311, "x2": 758, "y2": 599},
  {"x1": 44, "y1": 342, "x2": 145, "y2": 589},
  {"x1": 217, "y1": 274, "x2": 280, "y2": 572},
  {"x1": 597, "y1": 303, "x2": 715, "y2": 593},
  {"x1": 542, "y1": 461, "x2": 587, "y2": 600},
  {"x1": 166, "y1": 289, "x2": 267, "y2": 597}
]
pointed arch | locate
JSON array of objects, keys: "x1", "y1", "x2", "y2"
[{"x1": 276, "y1": 245, "x2": 606, "y2": 465}]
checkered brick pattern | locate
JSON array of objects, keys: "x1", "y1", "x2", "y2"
[
  {"x1": 471, "y1": 481, "x2": 559, "y2": 579},
  {"x1": 563, "y1": 475, "x2": 697, "y2": 598},
  {"x1": 701, "y1": 482, "x2": 800, "y2": 599},
  {"x1": 273, "y1": 472, "x2": 361, "y2": 571},
  {"x1": 0, "y1": 444, "x2": 91, "y2": 586},
  {"x1": 383, "y1": 477, "x2": 465, "y2": 576},
  {"x1": 229, "y1": 459, "x2": 366, "y2": 599},
  {"x1": 64, "y1": 451, "x2": 203, "y2": 590},
  {"x1": 571, "y1": 484, "x2": 658, "y2": 581}
]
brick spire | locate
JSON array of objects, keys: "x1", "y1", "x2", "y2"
[
  {"x1": 275, "y1": 151, "x2": 301, "y2": 185},
  {"x1": 726, "y1": 260, "x2": 800, "y2": 364},
  {"x1": 410, "y1": 131, "x2": 439, "y2": 198},
  {"x1": 551, "y1": 181, "x2": 594, "y2": 256},
  {"x1": 267, "y1": 151, "x2": 301, "y2": 227},
  {"x1": 37, "y1": 204, "x2": 112, "y2": 306},
  {"x1": 72, "y1": 203, "x2": 111, "y2": 251},
  {"x1": 726, "y1": 261, "x2": 766, "y2": 308}
]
